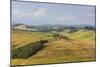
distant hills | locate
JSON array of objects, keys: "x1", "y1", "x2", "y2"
[{"x1": 12, "y1": 23, "x2": 95, "y2": 32}]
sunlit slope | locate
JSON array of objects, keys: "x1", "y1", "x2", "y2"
[
  {"x1": 60, "y1": 30, "x2": 95, "y2": 40},
  {"x1": 12, "y1": 30, "x2": 52, "y2": 48},
  {"x1": 12, "y1": 39, "x2": 95, "y2": 65},
  {"x1": 12, "y1": 30, "x2": 96, "y2": 65}
]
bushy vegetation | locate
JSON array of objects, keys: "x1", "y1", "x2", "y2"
[
  {"x1": 84, "y1": 26, "x2": 95, "y2": 31},
  {"x1": 12, "y1": 40, "x2": 48, "y2": 59}
]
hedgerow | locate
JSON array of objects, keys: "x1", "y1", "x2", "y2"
[{"x1": 12, "y1": 40, "x2": 48, "y2": 59}]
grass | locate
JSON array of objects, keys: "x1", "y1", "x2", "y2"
[
  {"x1": 69, "y1": 30, "x2": 95, "y2": 40},
  {"x1": 60, "y1": 30, "x2": 95, "y2": 41},
  {"x1": 11, "y1": 30, "x2": 96, "y2": 66},
  {"x1": 12, "y1": 30, "x2": 53, "y2": 48}
]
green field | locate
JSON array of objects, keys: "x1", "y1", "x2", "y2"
[{"x1": 11, "y1": 29, "x2": 96, "y2": 66}]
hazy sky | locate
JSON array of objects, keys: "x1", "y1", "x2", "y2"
[{"x1": 12, "y1": 1, "x2": 95, "y2": 26}]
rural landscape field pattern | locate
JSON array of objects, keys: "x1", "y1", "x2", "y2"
[{"x1": 11, "y1": 1, "x2": 96, "y2": 66}]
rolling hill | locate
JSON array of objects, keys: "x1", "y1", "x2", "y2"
[{"x1": 11, "y1": 29, "x2": 96, "y2": 66}]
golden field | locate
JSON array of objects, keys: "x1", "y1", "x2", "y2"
[{"x1": 11, "y1": 30, "x2": 96, "y2": 66}]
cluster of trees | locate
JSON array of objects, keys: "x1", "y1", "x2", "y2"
[
  {"x1": 12, "y1": 40, "x2": 48, "y2": 59},
  {"x1": 84, "y1": 26, "x2": 95, "y2": 30},
  {"x1": 51, "y1": 33, "x2": 71, "y2": 40},
  {"x1": 52, "y1": 33, "x2": 59, "y2": 38}
]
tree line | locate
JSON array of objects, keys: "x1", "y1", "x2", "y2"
[{"x1": 12, "y1": 40, "x2": 48, "y2": 59}]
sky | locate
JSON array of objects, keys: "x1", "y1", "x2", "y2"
[{"x1": 12, "y1": 1, "x2": 96, "y2": 26}]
